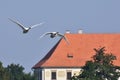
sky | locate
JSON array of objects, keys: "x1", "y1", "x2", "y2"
[{"x1": 1, "y1": 0, "x2": 120, "y2": 73}]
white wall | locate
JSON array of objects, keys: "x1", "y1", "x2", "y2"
[
  {"x1": 42, "y1": 68, "x2": 82, "y2": 80},
  {"x1": 35, "y1": 68, "x2": 120, "y2": 80},
  {"x1": 118, "y1": 77, "x2": 120, "y2": 80}
]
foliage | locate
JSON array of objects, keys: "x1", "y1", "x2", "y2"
[
  {"x1": 6, "y1": 63, "x2": 24, "y2": 80},
  {"x1": 0, "y1": 62, "x2": 4, "y2": 80},
  {"x1": 0, "y1": 61, "x2": 36, "y2": 80},
  {"x1": 72, "y1": 47, "x2": 120, "y2": 80},
  {"x1": 23, "y1": 72, "x2": 36, "y2": 80}
]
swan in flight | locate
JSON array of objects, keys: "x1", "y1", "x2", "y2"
[
  {"x1": 40, "y1": 32, "x2": 69, "y2": 44},
  {"x1": 9, "y1": 18, "x2": 44, "y2": 33}
]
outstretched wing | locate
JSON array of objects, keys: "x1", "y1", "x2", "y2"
[
  {"x1": 8, "y1": 18, "x2": 26, "y2": 30},
  {"x1": 57, "y1": 33, "x2": 69, "y2": 45},
  {"x1": 39, "y1": 32, "x2": 52, "y2": 39},
  {"x1": 63, "y1": 35, "x2": 69, "y2": 45},
  {"x1": 30, "y1": 22, "x2": 45, "y2": 29}
]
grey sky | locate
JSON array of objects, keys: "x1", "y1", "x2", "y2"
[{"x1": 0, "y1": 0, "x2": 120, "y2": 72}]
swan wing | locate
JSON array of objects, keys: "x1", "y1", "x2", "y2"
[
  {"x1": 63, "y1": 36, "x2": 69, "y2": 45},
  {"x1": 8, "y1": 18, "x2": 26, "y2": 30},
  {"x1": 58, "y1": 33, "x2": 69, "y2": 44},
  {"x1": 30, "y1": 22, "x2": 45, "y2": 29},
  {"x1": 39, "y1": 32, "x2": 52, "y2": 39}
]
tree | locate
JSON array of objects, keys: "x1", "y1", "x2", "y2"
[
  {"x1": 0, "y1": 61, "x2": 4, "y2": 80},
  {"x1": 23, "y1": 72, "x2": 36, "y2": 80},
  {"x1": 0, "y1": 61, "x2": 36, "y2": 80},
  {"x1": 6, "y1": 63, "x2": 24, "y2": 80},
  {"x1": 73, "y1": 47, "x2": 120, "y2": 80}
]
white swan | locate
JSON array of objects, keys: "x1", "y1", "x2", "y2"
[
  {"x1": 9, "y1": 18, "x2": 44, "y2": 33},
  {"x1": 40, "y1": 32, "x2": 69, "y2": 44}
]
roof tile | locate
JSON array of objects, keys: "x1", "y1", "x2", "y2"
[{"x1": 33, "y1": 33, "x2": 120, "y2": 68}]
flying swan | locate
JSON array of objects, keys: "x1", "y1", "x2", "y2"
[
  {"x1": 40, "y1": 32, "x2": 69, "y2": 44},
  {"x1": 9, "y1": 18, "x2": 44, "y2": 33}
]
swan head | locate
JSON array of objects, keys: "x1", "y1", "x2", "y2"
[
  {"x1": 23, "y1": 30, "x2": 29, "y2": 33},
  {"x1": 50, "y1": 34, "x2": 55, "y2": 38}
]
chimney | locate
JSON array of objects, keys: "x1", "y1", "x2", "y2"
[
  {"x1": 66, "y1": 30, "x2": 70, "y2": 33},
  {"x1": 78, "y1": 29, "x2": 83, "y2": 34}
]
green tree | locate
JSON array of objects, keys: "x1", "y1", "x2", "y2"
[
  {"x1": 73, "y1": 47, "x2": 120, "y2": 80},
  {"x1": 6, "y1": 63, "x2": 24, "y2": 80},
  {"x1": 3, "y1": 68, "x2": 10, "y2": 80},
  {"x1": 0, "y1": 61, "x2": 4, "y2": 80},
  {"x1": 23, "y1": 72, "x2": 36, "y2": 80},
  {"x1": 0, "y1": 61, "x2": 36, "y2": 80}
]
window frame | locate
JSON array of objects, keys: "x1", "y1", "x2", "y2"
[
  {"x1": 66, "y1": 71, "x2": 72, "y2": 80},
  {"x1": 51, "y1": 71, "x2": 57, "y2": 80}
]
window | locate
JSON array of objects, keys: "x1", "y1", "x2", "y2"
[
  {"x1": 39, "y1": 70, "x2": 42, "y2": 80},
  {"x1": 67, "y1": 53, "x2": 73, "y2": 58},
  {"x1": 51, "y1": 72, "x2": 56, "y2": 80},
  {"x1": 34, "y1": 69, "x2": 42, "y2": 80},
  {"x1": 67, "y1": 72, "x2": 72, "y2": 80}
]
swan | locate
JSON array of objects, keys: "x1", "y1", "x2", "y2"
[
  {"x1": 9, "y1": 18, "x2": 44, "y2": 33},
  {"x1": 40, "y1": 32, "x2": 69, "y2": 44}
]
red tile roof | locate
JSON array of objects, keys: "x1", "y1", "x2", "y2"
[{"x1": 33, "y1": 33, "x2": 120, "y2": 68}]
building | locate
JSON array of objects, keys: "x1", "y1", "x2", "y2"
[{"x1": 32, "y1": 32, "x2": 120, "y2": 80}]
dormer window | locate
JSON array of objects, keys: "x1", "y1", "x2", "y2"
[{"x1": 67, "y1": 53, "x2": 73, "y2": 58}]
